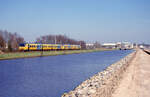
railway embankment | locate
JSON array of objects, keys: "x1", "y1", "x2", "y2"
[
  {"x1": 0, "y1": 49, "x2": 112, "y2": 60},
  {"x1": 62, "y1": 50, "x2": 136, "y2": 97}
]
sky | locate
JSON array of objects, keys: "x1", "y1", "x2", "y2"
[{"x1": 0, "y1": 0, "x2": 150, "y2": 43}]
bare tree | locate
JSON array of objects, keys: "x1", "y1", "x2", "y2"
[
  {"x1": 35, "y1": 34, "x2": 86, "y2": 49},
  {"x1": 0, "y1": 30, "x2": 25, "y2": 52},
  {"x1": 93, "y1": 41, "x2": 101, "y2": 48},
  {"x1": 78, "y1": 41, "x2": 86, "y2": 49},
  {"x1": 0, "y1": 34, "x2": 6, "y2": 51}
]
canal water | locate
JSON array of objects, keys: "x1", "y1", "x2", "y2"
[{"x1": 0, "y1": 50, "x2": 133, "y2": 97}]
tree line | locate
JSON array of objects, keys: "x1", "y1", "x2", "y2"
[
  {"x1": 35, "y1": 35, "x2": 86, "y2": 49},
  {"x1": 0, "y1": 30, "x2": 86, "y2": 52},
  {"x1": 0, "y1": 30, "x2": 24, "y2": 52}
]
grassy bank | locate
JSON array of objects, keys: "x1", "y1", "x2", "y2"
[{"x1": 0, "y1": 48, "x2": 113, "y2": 60}]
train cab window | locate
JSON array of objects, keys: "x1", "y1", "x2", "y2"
[{"x1": 19, "y1": 43, "x2": 25, "y2": 47}]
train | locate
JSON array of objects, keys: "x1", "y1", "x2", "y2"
[{"x1": 19, "y1": 43, "x2": 81, "y2": 51}]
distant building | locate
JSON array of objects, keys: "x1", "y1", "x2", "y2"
[
  {"x1": 86, "y1": 43, "x2": 94, "y2": 46},
  {"x1": 102, "y1": 42, "x2": 134, "y2": 49},
  {"x1": 121, "y1": 42, "x2": 134, "y2": 49},
  {"x1": 86, "y1": 43, "x2": 94, "y2": 49},
  {"x1": 102, "y1": 43, "x2": 117, "y2": 49},
  {"x1": 139, "y1": 45, "x2": 144, "y2": 49}
]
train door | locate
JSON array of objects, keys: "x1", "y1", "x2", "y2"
[
  {"x1": 57, "y1": 45, "x2": 61, "y2": 50},
  {"x1": 37, "y1": 44, "x2": 41, "y2": 50}
]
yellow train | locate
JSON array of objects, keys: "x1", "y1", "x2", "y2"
[{"x1": 19, "y1": 43, "x2": 81, "y2": 51}]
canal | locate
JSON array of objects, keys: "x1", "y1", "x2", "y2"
[{"x1": 0, "y1": 50, "x2": 133, "y2": 97}]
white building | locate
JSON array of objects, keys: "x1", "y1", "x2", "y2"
[
  {"x1": 86, "y1": 43, "x2": 94, "y2": 46},
  {"x1": 102, "y1": 42, "x2": 134, "y2": 49},
  {"x1": 86, "y1": 43, "x2": 94, "y2": 49},
  {"x1": 102, "y1": 43, "x2": 117, "y2": 48}
]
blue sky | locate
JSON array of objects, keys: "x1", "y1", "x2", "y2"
[{"x1": 0, "y1": 0, "x2": 150, "y2": 43}]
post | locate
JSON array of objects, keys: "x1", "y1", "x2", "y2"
[
  {"x1": 55, "y1": 35, "x2": 57, "y2": 52},
  {"x1": 41, "y1": 44, "x2": 43, "y2": 56},
  {"x1": 80, "y1": 42, "x2": 82, "y2": 50},
  {"x1": 55, "y1": 35, "x2": 57, "y2": 44}
]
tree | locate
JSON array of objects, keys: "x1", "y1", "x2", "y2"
[
  {"x1": 0, "y1": 34, "x2": 6, "y2": 50},
  {"x1": 93, "y1": 41, "x2": 101, "y2": 48},
  {"x1": 79, "y1": 41, "x2": 86, "y2": 49},
  {"x1": 0, "y1": 30, "x2": 25, "y2": 51}
]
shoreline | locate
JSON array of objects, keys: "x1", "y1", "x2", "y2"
[
  {"x1": 112, "y1": 49, "x2": 150, "y2": 97},
  {"x1": 0, "y1": 49, "x2": 113, "y2": 60},
  {"x1": 62, "y1": 50, "x2": 136, "y2": 97}
]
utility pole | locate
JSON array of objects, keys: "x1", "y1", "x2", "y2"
[
  {"x1": 55, "y1": 35, "x2": 57, "y2": 44},
  {"x1": 55, "y1": 35, "x2": 57, "y2": 52}
]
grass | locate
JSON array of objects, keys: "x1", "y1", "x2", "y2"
[{"x1": 0, "y1": 48, "x2": 114, "y2": 60}]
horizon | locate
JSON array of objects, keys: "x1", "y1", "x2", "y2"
[{"x1": 0, "y1": 0, "x2": 150, "y2": 44}]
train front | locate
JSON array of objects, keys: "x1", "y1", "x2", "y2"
[{"x1": 19, "y1": 43, "x2": 27, "y2": 51}]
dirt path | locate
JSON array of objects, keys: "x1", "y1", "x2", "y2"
[{"x1": 112, "y1": 49, "x2": 150, "y2": 97}]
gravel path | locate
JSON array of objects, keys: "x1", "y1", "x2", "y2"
[{"x1": 112, "y1": 49, "x2": 150, "y2": 97}]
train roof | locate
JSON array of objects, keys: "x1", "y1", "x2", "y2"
[{"x1": 19, "y1": 43, "x2": 80, "y2": 46}]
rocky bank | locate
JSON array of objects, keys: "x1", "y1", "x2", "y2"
[{"x1": 62, "y1": 51, "x2": 136, "y2": 97}]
